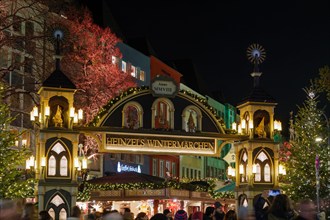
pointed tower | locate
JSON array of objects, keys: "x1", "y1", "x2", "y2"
[
  {"x1": 32, "y1": 27, "x2": 83, "y2": 219},
  {"x1": 233, "y1": 44, "x2": 282, "y2": 217}
]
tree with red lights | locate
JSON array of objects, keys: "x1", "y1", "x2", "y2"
[{"x1": 60, "y1": 9, "x2": 136, "y2": 124}]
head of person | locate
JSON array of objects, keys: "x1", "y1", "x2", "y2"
[
  {"x1": 224, "y1": 210, "x2": 237, "y2": 220},
  {"x1": 191, "y1": 211, "x2": 203, "y2": 220},
  {"x1": 174, "y1": 210, "x2": 188, "y2": 220},
  {"x1": 87, "y1": 213, "x2": 96, "y2": 220},
  {"x1": 298, "y1": 199, "x2": 316, "y2": 220},
  {"x1": 214, "y1": 202, "x2": 223, "y2": 212},
  {"x1": 104, "y1": 212, "x2": 124, "y2": 220},
  {"x1": 204, "y1": 206, "x2": 215, "y2": 217},
  {"x1": 136, "y1": 212, "x2": 148, "y2": 220},
  {"x1": 150, "y1": 213, "x2": 167, "y2": 220},
  {"x1": 22, "y1": 203, "x2": 35, "y2": 218},
  {"x1": 123, "y1": 211, "x2": 134, "y2": 220},
  {"x1": 39, "y1": 210, "x2": 52, "y2": 220},
  {"x1": 164, "y1": 209, "x2": 172, "y2": 218},
  {"x1": 268, "y1": 194, "x2": 293, "y2": 214},
  {"x1": 0, "y1": 199, "x2": 20, "y2": 220},
  {"x1": 71, "y1": 206, "x2": 81, "y2": 217}
]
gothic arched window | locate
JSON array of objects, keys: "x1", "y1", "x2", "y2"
[
  {"x1": 254, "y1": 150, "x2": 272, "y2": 183},
  {"x1": 151, "y1": 98, "x2": 174, "y2": 129},
  {"x1": 122, "y1": 102, "x2": 143, "y2": 129},
  {"x1": 182, "y1": 106, "x2": 202, "y2": 132},
  {"x1": 47, "y1": 142, "x2": 69, "y2": 177}
]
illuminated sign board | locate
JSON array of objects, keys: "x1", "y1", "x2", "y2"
[
  {"x1": 151, "y1": 75, "x2": 178, "y2": 98},
  {"x1": 117, "y1": 162, "x2": 141, "y2": 173},
  {"x1": 101, "y1": 132, "x2": 218, "y2": 156}
]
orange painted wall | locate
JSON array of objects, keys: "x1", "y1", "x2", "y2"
[{"x1": 150, "y1": 56, "x2": 182, "y2": 85}]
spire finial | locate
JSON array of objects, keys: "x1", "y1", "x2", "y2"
[
  {"x1": 247, "y1": 43, "x2": 266, "y2": 87},
  {"x1": 48, "y1": 25, "x2": 67, "y2": 70}
]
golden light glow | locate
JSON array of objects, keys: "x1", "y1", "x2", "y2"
[
  {"x1": 241, "y1": 119, "x2": 246, "y2": 129},
  {"x1": 74, "y1": 113, "x2": 78, "y2": 124},
  {"x1": 29, "y1": 156, "x2": 35, "y2": 168},
  {"x1": 239, "y1": 164, "x2": 244, "y2": 175},
  {"x1": 274, "y1": 120, "x2": 282, "y2": 131},
  {"x1": 30, "y1": 111, "x2": 35, "y2": 121},
  {"x1": 232, "y1": 122, "x2": 237, "y2": 130},
  {"x1": 252, "y1": 164, "x2": 257, "y2": 174},
  {"x1": 41, "y1": 157, "x2": 46, "y2": 167},
  {"x1": 82, "y1": 158, "x2": 88, "y2": 169},
  {"x1": 70, "y1": 107, "x2": 75, "y2": 118},
  {"x1": 33, "y1": 106, "x2": 38, "y2": 117},
  {"x1": 26, "y1": 159, "x2": 30, "y2": 169},
  {"x1": 279, "y1": 164, "x2": 286, "y2": 175},
  {"x1": 45, "y1": 106, "x2": 50, "y2": 117},
  {"x1": 249, "y1": 120, "x2": 254, "y2": 129},
  {"x1": 74, "y1": 157, "x2": 80, "y2": 168},
  {"x1": 78, "y1": 109, "x2": 83, "y2": 120}
]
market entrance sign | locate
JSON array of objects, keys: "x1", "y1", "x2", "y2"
[
  {"x1": 151, "y1": 75, "x2": 178, "y2": 98},
  {"x1": 101, "y1": 132, "x2": 218, "y2": 156}
]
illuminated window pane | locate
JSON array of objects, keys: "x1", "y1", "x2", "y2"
[
  {"x1": 121, "y1": 61, "x2": 126, "y2": 72},
  {"x1": 48, "y1": 156, "x2": 56, "y2": 176},
  {"x1": 50, "y1": 195, "x2": 64, "y2": 207},
  {"x1": 243, "y1": 199, "x2": 248, "y2": 207},
  {"x1": 112, "y1": 56, "x2": 117, "y2": 64},
  {"x1": 52, "y1": 143, "x2": 65, "y2": 154},
  {"x1": 242, "y1": 152, "x2": 247, "y2": 162},
  {"x1": 159, "y1": 160, "x2": 164, "y2": 177},
  {"x1": 255, "y1": 164, "x2": 261, "y2": 181},
  {"x1": 59, "y1": 208, "x2": 67, "y2": 220},
  {"x1": 139, "y1": 70, "x2": 145, "y2": 81},
  {"x1": 257, "y1": 152, "x2": 268, "y2": 162},
  {"x1": 60, "y1": 156, "x2": 68, "y2": 176},
  {"x1": 264, "y1": 164, "x2": 271, "y2": 182},
  {"x1": 131, "y1": 65, "x2": 136, "y2": 77},
  {"x1": 49, "y1": 208, "x2": 55, "y2": 220}
]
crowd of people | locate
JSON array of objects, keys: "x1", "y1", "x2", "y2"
[{"x1": 0, "y1": 194, "x2": 323, "y2": 220}]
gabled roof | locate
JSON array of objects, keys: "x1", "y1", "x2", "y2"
[
  {"x1": 87, "y1": 172, "x2": 165, "y2": 184},
  {"x1": 239, "y1": 87, "x2": 276, "y2": 104},
  {"x1": 42, "y1": 68, "x2": 76, "y2": 89}
]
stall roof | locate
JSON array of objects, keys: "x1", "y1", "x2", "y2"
[{"x1": 215, "y1": 181, "x2": 236, "y2": 192}]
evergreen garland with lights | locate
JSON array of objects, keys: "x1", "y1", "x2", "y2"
[
  {"x1": 282, "y1": 87, "x2": 330, "y2": 202},
  {"x1": 0, "y1": 84, "x2": 36, "y2": 199},
  {"x1": 77, "y1": 178, "x2": 234, "y2": 201}
]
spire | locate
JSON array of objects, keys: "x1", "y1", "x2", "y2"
[
  {"x1": 53, "y1": 29, "x2": 64, "y2": 71},
  {"x1": 42, "y1": 27, "x2": 76, "y2": 89},
  {"x1": 239, "y1": 44, "x2": 276, "y2": 104},
  {"x1": 247, "y1": 43, "x2": 266, "y2": 88}
]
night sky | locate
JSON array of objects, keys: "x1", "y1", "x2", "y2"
[{"x1": 85, "y1": 1, "x2": 330, "y2": 137}]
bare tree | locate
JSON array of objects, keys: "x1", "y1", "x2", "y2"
[{"x1": 0, "y1": 0, "x2": 72, "y2": 127}]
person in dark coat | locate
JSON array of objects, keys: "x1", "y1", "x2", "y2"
[{"x1": 267, "y1": 194, "x2": 297, "y2": 220}]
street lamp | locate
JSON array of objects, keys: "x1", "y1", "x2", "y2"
[{"x1": 315, "y1": 111, "x2": 330, "y2": 216}]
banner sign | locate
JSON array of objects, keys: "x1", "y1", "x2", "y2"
[{"x1": 102, "y1": 132, "x2": 217, "y2": 156}]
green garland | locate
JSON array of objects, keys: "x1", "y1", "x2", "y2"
[{"x1": 77, "y1": 178, "x2": 234, "y2": 201}]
